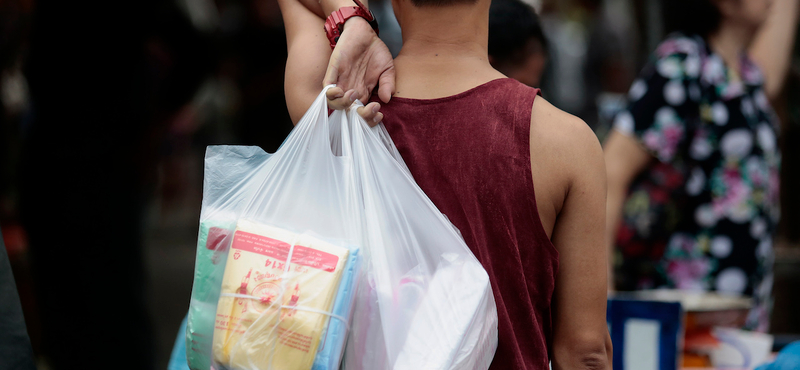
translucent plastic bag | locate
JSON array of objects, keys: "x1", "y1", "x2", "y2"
[
  {"x1": 186, "y1": 146, "x2": 274, "y2": 370},
  {"x1": 188, "y1": 86, "x2": 497, "y2": 370},
  {"x1": 340, "y1": 98, "x2": 498, "y2": 370}
]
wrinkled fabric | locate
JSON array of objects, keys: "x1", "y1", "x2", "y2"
[{"x1": 371, "y1": 78, "x2": 558, "y2": 370}]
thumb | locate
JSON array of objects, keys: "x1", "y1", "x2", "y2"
[{"x1": 377, "y1": 65, "x2": 396, "y2": 104}]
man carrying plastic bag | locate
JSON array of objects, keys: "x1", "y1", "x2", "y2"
[{"x1": 277, "y1": 0, "x2": 613, "y2": 369}]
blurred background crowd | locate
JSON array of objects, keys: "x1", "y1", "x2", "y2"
[{"x1": 0, "y1": 0, "x2": 798, "y2": 368}]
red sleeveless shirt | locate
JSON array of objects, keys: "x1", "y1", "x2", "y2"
[{"x1": 371, "y1": 78, "x2": 559, "y2": 370}]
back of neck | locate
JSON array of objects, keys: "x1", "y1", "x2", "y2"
[{"x1": 392, "y1": 2, "x2": 505, "y2": 99}]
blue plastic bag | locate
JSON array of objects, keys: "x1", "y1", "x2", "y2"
[{"x1": 169, "y1": 315, "x2": 191, "y2": 370}]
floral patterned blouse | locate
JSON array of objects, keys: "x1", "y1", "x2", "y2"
[{"x1": 612, "y1": 34, "x2": 780, "y2": 331}]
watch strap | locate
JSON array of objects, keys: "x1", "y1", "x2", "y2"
[{"x1": 324, "y1": 0, "x2": 379, "y2": 49}]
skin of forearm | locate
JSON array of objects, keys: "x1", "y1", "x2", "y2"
[
  {"x1": 297, "y1": 0, "x2": 370, "y2": 20},
  {"x1": 750, "y1": 0, "x2": 800, "y2": 99}
]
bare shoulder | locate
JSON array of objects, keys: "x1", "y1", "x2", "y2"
[
  {"x1": 529, "y1": 96, "x2": 606, "y2": 217},
  {"x1": 530, "y1": 97, "x2": 604, "y2": 171},
  {"x1": 531, "y1": 96, "x2": 602, "y2": 155}
]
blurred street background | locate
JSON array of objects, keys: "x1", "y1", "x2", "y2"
[{"x1": 0, "y1": 0, "x2": 798, "y2": 368}]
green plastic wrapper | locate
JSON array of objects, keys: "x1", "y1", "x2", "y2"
[{"x1": 186, "y1": 220, "x2": 235, "y2": 370}]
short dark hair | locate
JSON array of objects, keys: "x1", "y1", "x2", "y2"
[
  {"x1": 409, "y1": 0, "x2": 478, "y2": 7},
  {"x1": 488, "y1": 0, "x2": 548, "y2": 64},
  {"x1": 662, "y1": 0, "x2": 722, "y2": 38}
]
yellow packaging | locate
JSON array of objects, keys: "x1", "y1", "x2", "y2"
[{"x1": 212, "y1": 220, "x2": 349, "y2": 369}]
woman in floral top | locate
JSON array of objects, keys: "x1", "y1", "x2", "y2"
[{"x1": 604, "y1": 0, "x2": 798, "y2": 331}]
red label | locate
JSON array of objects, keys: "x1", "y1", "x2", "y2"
[
  {"x1": 206, "y1": 227, "x2": 231, "y2": 251},
  {"x1": 232, "y1": 230, "x2": 339, "y2": 272}
]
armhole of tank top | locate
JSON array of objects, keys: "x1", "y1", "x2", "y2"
[{"x1": 526, "y1": 90, "x2": 560, "y2": 258}]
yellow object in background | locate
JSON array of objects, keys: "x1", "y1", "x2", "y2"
[{"x1": 213, "y1": 220, "x2": 349, "y2": 370}]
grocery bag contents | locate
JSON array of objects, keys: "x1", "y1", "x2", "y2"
[
  {"x1": 186, "y1": 221, "x2": 234, "y2": 370},
  {"x1": 345, "y1": 255, "x2": 495, "y2": 370},
  {"x1": 185, "y1": 145, "x2": 274, "y2": 370},
  {"x1": 313, "y1": 248, "x2": 361, "y2": 370},
  {"x1": 394, "y1": 257, "x2": 495, "y2": 370},
  {"x1": 185, "y1": 88, "x2": 498, "y2": 370},
  {"x1": 212, "y1": 220, "x2": 352, "y2": 370}
]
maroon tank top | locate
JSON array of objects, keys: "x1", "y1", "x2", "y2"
[{"x1": 371, "y1": 78, "x2": 559, "y2": 370}]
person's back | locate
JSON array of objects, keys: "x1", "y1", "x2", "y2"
[{"x1": 277, "y1": 0, "x2": 613, "y2": 367}]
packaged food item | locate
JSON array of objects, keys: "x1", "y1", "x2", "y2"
[
  {"x1": 213, "y1": 221, "x2": 354, "y2": 370},
  {"x1": 313, "y1": 248, "x2": 361, "y2": 370},
  {"x1": 187, "y1": 145, "x2": 272, "y2": 370},
  {"x1": 186, "y1": 220, "x2": 234, "y2": 370}
]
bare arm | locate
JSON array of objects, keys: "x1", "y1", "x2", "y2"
[
  {"x1": 278, "y1": 0, "x2": 386, "y2": 124},
  {"x1": 603, "y1": 130, "x2": 652, "y2": 291},
  {"x1": 297, "y1": 0, "x2": 358, "y2": 18},
  {"x1": 532, "y1": 98, "x2": 612, "y2": 369},
  {"x1": 277, "y1": 0, "x2": 332, "y2": 123},
  {"x1": 749, "y1": 0, "x2": 799, "y2": 100}
]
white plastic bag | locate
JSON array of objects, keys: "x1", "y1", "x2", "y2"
[
  {"x1": 341, "y1": 95, "x2": 498, "y2": 370},
  {"x1": 188, "y1": 86, "x2": 497, "y2": 370}
]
